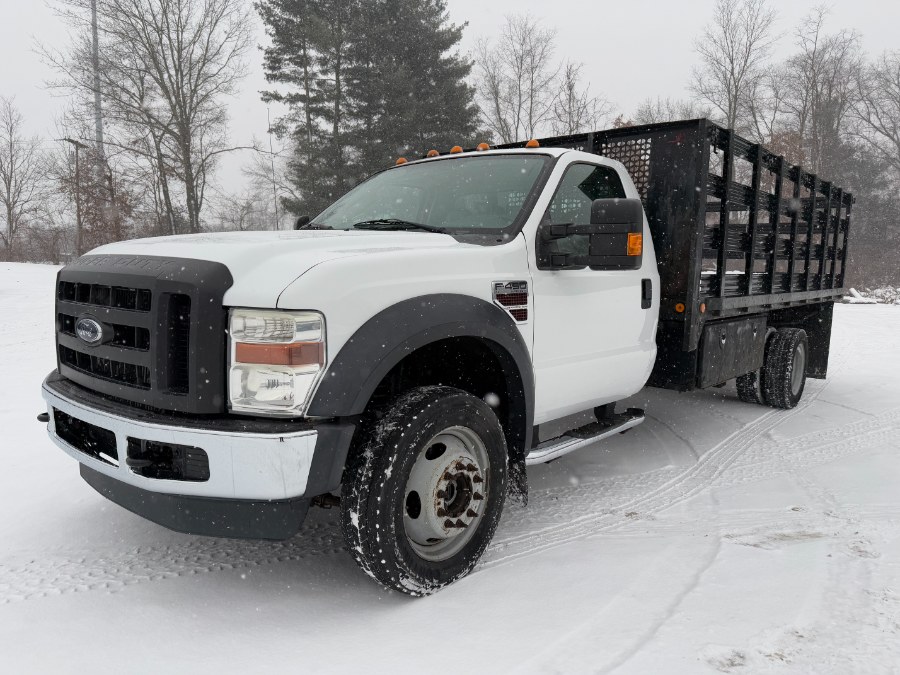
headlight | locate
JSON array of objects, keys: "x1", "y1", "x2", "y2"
[{"x1": 228, "y1": 309, "x2": 326, "y2": 416}]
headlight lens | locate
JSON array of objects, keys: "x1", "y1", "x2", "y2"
[{"x1": 228, "y1": 309, "x2": 326, "y2": 416}]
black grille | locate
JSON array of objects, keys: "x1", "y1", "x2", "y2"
[
  {"x1": 55, "y1": 255, "x2": 232, "y2": 414},
  {"x1": 59, "y1": 281, "x2": 152, "y2": 312},
  {"x1": 59, "y1": 344, "x2": 152, "y2": 389}
]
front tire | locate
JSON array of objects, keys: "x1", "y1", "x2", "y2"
[{"x1": 340, "y1": 386, "x2": 508, "y2": 596}]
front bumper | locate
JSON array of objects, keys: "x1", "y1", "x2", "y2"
[{"x1": 41, "y1": 372, "x2": 355, "y2": 539}]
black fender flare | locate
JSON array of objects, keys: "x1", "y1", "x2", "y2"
[{"x1": 308, "y1": 294, "x2": 535, "y2": 465}]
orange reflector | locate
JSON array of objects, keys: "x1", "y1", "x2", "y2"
[
  {"x1": 450, "y1": 145, "x2": 463, "y2": 154},
  {"x1": 525, "y1": 138, "x2": 540, "y2": 148},
  {"x1": 426, "y1": 149, "x2": 439, "y2": 158},
  {"x1": 675, "y1": 303, "x2": 686, "y2": 313},
  {"x1": 627, "y1": 232, "x2": 643, "y2": 256},
  {"x1": 235, "y1": 342, "x2": 324, "y2": 367},
  {"x1": 476, "y1": 142, "x2": 490, "y2": 151},
  {"x1": 395, "y1": 157, "x2": 407, "y2": 165},
  {"x1": 699, "y1": 302, "x2": 707, "y2": 314}
]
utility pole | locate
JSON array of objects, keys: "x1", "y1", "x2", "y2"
[
  {"x1": 91, "y1": 0, "x2": 105, "y2": 159},
  {"x1": 61, "y1": 138, "x2": 89, "y2": 257},
  {"x1": 267, "y1": 107, "x2": 279, "y2": 229}
]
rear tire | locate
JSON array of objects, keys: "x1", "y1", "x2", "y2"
[
  {"x1": 736, "y1": 328, "x2": 775, "y2": 405},
  {"x1": 736, "y1": 369, "x2": 763, "y2": 404},
  {"x1": 762, "y1": 328, "x2": 808, "y2": 409},
  {"x1": 340, "y1": 386, "x2": 508, "y2": 596}
]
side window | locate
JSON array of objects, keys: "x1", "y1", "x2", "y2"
[
  {"x1": 548, "y1": 163, "x2": 626, "y2": 224},
  {"x1": 546, "y1": 164, "x2": 627, "y2": 258}
]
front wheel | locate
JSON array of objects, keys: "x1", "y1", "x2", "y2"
[{"x1": 340, "y1": 386, "x2": 508, "y2": 595}]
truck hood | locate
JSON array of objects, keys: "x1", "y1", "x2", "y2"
[{"x1": 89, "y1": 229, "x2": 464, "y2": 307}]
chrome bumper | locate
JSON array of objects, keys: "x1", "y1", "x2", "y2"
[{"x1": 42, "y1": 379, "x2": 318, "y2": 502}]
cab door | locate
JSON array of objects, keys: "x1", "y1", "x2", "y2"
[{"x1": 528, "y1": 159, "x2": 658, "y2": 424}]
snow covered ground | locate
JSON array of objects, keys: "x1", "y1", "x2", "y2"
[{"x1": 2, "y1": 261, "x2": 899, "y2": 673}]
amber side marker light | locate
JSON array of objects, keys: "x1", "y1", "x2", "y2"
[
  {"x1": 627, "y1": 232, "x2": 643, "y2": 256},
  {"x1": 450, "y1": 145, "x2": 464, "y2": 154},
  {"x1": 426, "y1": 149, "x2": 439, "y2": 158},
  {"x1": 700, "y1": 302, "x2": 707, "y2": 314},
  {"x1": 235, "y1": 342, "x2": 325, "y2": 367},
  {"x1": 395, "y1": 157, "x2": 408, "y2": 165},
  {"x1": 674, "y1": 303, "x2": 686, "y2": 313},
  {"x1": 525, "y1": 138, "x2": 540, "y2": 148}
]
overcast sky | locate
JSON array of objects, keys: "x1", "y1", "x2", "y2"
[{"x1": 2, "y1": 0, "x2": 899, "y2": 195}]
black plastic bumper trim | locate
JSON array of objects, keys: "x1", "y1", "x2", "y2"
[{"x1": 80, "y1": 465, "x2": 310, "y2": 540}]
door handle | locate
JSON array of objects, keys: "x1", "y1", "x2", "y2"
[{"x1": 641, "y1": 279, "x2": 652, "y2": 309}]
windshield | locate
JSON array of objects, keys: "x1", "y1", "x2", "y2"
[{"x1": 310, "y1": 155, "x2": 550, "y2": 233}]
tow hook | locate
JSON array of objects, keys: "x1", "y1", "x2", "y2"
[{"x1": 37, "y1": 412, "x2": 49, "y2": 423}]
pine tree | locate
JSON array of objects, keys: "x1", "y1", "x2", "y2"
[{"x1": 257, "y1": 0, "x2": 481, "y2": 216}]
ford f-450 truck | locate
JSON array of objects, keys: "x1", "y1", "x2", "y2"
[{"x1": 40, "y1": 119, "x2": 853, "y2": 595}]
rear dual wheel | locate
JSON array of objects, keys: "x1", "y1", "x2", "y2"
[
  {"x1": 340, "y1": 386, "x2": 507, "y2": 596},
  {"x1": 736, "y1": 327, "x2": 808, "y2": 409}
]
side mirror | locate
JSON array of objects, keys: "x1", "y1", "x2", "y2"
[
  {"x1": 536, "y1": 198, "x2": 644, "y2": 271},
  {"x1": 294, "y1": 215, "x2": 311, "y2": 230}
]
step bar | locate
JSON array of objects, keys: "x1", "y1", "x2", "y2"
[{"x1": 525, "y1": 408, "x2": 645, "y2": 466}]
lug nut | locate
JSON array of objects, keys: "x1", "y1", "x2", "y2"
[
  {"x1": 455, "y1": 519, "x2": 467, "y2": 528},
  {"x1": 473, "y1": 492, "x2": 484, "y2": 501},
  {"x1": 465, "y1": 463, "x2": 477, "y2": 471},
  {"x1": 444, "y1": 519, "x2": 456, "y2": 529},
  {"x1": 436, "y1": 489, "x2": 447, "y2": 499},
  {"x1": 466, "y1": 509, "x2": 478, "y2": 518},
  {"x1": 454, "y1": 462, "x2": 467, "y2": 471},
  {"x1": 473, "y1": 475, "x2": 483, "y2": 484},
  {"x1": 437, "y1": 508, "x2": 447, "y2": 517}
]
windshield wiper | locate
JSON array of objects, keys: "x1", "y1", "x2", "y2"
[{"x1": 352, "y1": 218, "x2": 447, "y2": 234}]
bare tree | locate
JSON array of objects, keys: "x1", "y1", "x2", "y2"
[
  {"x1": 633, "y1": 97, "x2": 713, "y2": 125},
  {"x1": 46, "y1": 0, "x2": 254, "y2": 233},
  {"x1": 691, "y1": 0, "x2": 777, "y2": 131},
  {"x1": 550, "y1": 62, "x2": 612, "y2": 135},
  {"x1": 777, "y1": 7, "x2": 863, "y2": 175},
  {"x1": 0, "y1": 97, "x2": 47, "y2": 260},
  {"x1": 854, "y1": 50, "x2": 900, "y2": 180},
  {"x1": 475, "y1": 14, "x2": 559, "y2": 143}
]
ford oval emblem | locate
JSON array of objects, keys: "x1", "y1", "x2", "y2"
[{"x1": 75, "y1": 317, "x2": 104, "y2": 345}]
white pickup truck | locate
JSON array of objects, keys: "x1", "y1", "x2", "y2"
[{"x1": 40, "y1": 120, "x2": 853, "y2": 595}]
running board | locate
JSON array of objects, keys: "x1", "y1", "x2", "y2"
[{"x1": 525, "y1": 408, "x2": 645, "y2": 466}]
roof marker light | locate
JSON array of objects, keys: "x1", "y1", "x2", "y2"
[
  {"x1": 525, "y1": 138, "x2": 540, "y2": 148},
  {"x1": 450, "y1": 145, "x2": 463, "y2": 154},
  {"x1": 396, "y1": 157, "x2": 408, "y2": 165},
  {"x1": 426, "y1": 149, "x2": 439, "y2": 158},
  {"x1": 476, "y1": 142, "x2": 490, "y2": 151}
]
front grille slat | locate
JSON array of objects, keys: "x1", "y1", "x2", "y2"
[
  {"x1": 59, "y1": 281, "x2": 152, "y2": 312},
  {"x1": 166, "y1": 294, "x2": 192, "y2": 395},
  {"x1": 59, "y1": 344, "x2": 152, "y2": 389},
  {"x1": 58, "y1": 312, "x2": 151, "y2": 351}
]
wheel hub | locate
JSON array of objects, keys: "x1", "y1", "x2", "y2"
[{"x1": 403, "y1": 427, "x2": 489, "y2": 561}]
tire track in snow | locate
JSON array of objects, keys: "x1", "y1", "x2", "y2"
[{"x1": 481, "y1": 375, "x2": 843, "y2": 569}]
